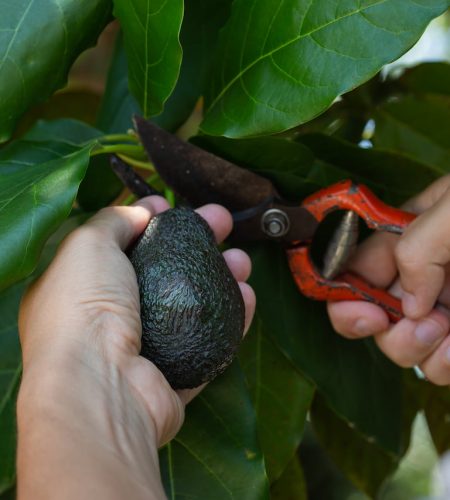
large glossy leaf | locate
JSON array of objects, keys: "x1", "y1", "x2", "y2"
[
  {"x1": 297, "y1": 133, "x2": 438, "y2": 204},
  {"x1": 23, "y1": 118, "x2": 102, "y2": 144},
  {"x1": 247, "y1": 243, "x2": 406, "y2": 455},
  {"x1": 0, "y1": 281, "x2": 23, "y2": 493},
  {"x1": 0, "y1": 0, "x2": 111, "y2": 142},
  {"x1": 0, "y1": 136, "x2": 93, "y2": 290},
  {"x1": 271, "y1": 455, "x2": 307, "y2": 500},
  {"x1": 154, "y1": 0, "x2": 232, "y2": 131},
  {"x1": 372, "y1": 95, "x2": 450, "y2": 173},
  {"x1": 96, "y1": 33, "x2": 142, "y2": 134},
  {"x1": 113, "y1": 0, "x2": 184, "y2": 117},
  {"x1": 159, "y1": 362, "x2": 270, "y2": 500},
  {"x1": 200, "y1": 0, "x2": 449, "y2": 137},
  {"x1": 311, "y1": 395, "x2": 399, "y2": 497},
  {"x1": 21, "y1": 118, "x2": 123, "y2": 212},
  {"x1": 239, "y1": 316, "x2": 315, "y2": 482}
]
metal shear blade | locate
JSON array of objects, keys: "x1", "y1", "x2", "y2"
[
  {"x1": 133, "y1": 116, "x2": 318, "y2": 243},
  {"x1": 134, "y1": 116, "x2": 276, "y2": 211}
]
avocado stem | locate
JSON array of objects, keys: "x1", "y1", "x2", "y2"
[
  {"x1": 116, "y1": 154, "x2": 155, "y2": 172},
  {"x1": 110, "y1": 155, "x2": 161, "y2": 198}
]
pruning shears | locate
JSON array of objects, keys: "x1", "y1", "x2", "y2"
[{"x1": 128, "y1": 117, "x2": 416, "y2": 323}]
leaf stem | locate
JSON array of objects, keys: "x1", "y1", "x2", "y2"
[
  {"x1": 92, "y1": 144, "x2": 145, "y2": 157},
  {"x1": 165, "y1": 188, "x2": 176, "y2": 208},
  {"x1": 117, "y1": 153, "x2": 155, "y2": 172},
  {"x1": 99, "y1": 133, "x2": 139, "y2": 144}
]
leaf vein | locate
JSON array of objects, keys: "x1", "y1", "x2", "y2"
[
  {"x1": 174, "y1": 439, "x2": 234, "y2": 498},
  {"x1": 207, "y1": 0, "x2": 389, "y2": 113},
  {"x1": 0, "y1": 0, "x2": 36, "y2": 74}
]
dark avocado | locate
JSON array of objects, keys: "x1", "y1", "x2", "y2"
[{"x1": 128, "y1": 207, "x2": 245, "y2": 389}]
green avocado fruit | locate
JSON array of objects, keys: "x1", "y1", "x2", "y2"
[{"x1": 128, "y1": 207, "x2": 245, "y2": 389}]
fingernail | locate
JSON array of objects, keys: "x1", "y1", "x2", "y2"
[
  {"x1": 353, "y1": 318, "x2": 379, "y2": 337},
  {"x1": 402, "y1": 292, "x2": 418, "y2": 317},
  {"x1": 414, "y1": 319, "x2": 445, "y2": 346}
]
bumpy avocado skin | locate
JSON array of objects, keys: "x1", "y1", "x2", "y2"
[{"x1": 128, "y1": 207, "x2": 245, "y2": 389}]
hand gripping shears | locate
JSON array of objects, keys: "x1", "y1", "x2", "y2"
[{"x1": 130, "y1": 117, "x2": 416, "y2": 322}]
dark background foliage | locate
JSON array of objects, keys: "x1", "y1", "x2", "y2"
[{"x1": 1, "y1": 1, "x2": 450, "y2": 498}]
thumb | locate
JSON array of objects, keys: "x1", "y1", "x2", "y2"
[{"x1": 86, "y1": 196, "x2": 169, "y2": 250}]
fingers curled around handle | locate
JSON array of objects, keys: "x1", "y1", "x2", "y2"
[{"x1": 395, "y1": 187, "x2": 450, "y2": 320}]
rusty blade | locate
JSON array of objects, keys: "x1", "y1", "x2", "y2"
[{"x1": 133, "y1": 116, "x2": 278, "y2": 211}]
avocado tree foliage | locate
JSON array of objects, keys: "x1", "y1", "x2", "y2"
[{"x1": 1, "y1": 1, "x2": 450, "y2": 498}]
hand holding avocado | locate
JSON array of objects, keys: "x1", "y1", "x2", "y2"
[{"x1": 17, "y1": 196, "x2": 255, "y2": 499}]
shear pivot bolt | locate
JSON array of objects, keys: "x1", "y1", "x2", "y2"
[{"x1": 261, "y1": 209, "x2": 290, "y2": 238}]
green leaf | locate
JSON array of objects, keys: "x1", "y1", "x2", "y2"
[
  {"x1": 311, "y1": 395, "x2": 399, "y2": 497},
  {"x1": 19, "y1": 118, "x2": 123, "y2": 211},
  {"x1": 159, "y1": 362, "x2": 270, "y2": 500},
  {"x1": 405, "y1": 375, "x2": 450, "y2": 456},
  {"x1": 239, "y1": 316, "x2": 314, "y2": 483},
  {"x1": 96, "y1": 32, "x2": 142, "y2": 134},
  {"x1": 154, "y1": 0, "x2": 232, "y2": 131},
  {"x1": 0, "y1": 281, "x2": 23, "y2": 493},
  {"x1": 372, "y1": 94, "x2": 450, "y2": 174},
  {"x1": 113, "y1": 0, "x2": 184, "y2": 117},
  {"x1": 192, "y1": 135, "x2": 345, "y2": 201},
  {"x1": 398, "y1": 62, "x2": 450, "y2": 98},
  {"x1": 299, "y1": 425, "x2": 364, "y2": 500},
  {"x1": 297, "y1": 133, "x2": 438, "y2": 205},
  {"x1": 271, "y1": 454, "x2": 307, "y2": 500},
  {"x1": 201, "y1": 0, "x2": 449, "y2": 138},
  {"x1": 23, "y1": 118, "x2": 102, "y2": 144},
  {"x1": 247, "y1": 243, "x2": 406, "y2": 455},
  {"x1": 0, "y1": 138, "x2": 92, "y2": 290},
  {"x1": 0, "y1": 0, "x2": 111, "y2": 142}
]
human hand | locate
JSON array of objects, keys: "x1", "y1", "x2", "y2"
[
  {"x1": 17, "y1": 197, "x2": 255, "y2": 499},
  {"x1": 328, "y1": 175, "x2": 450, "y2": 385}
]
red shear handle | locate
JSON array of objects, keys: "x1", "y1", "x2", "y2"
[
  {"x1": 287, "y1": 247, "x2": 403, "y2": 323},
  {"x1": 287, "y1": 181, "x2": 418, "y2": 322},
  {"x1": 302, "y1": 180, "x2": 415, "y2": 232}
]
